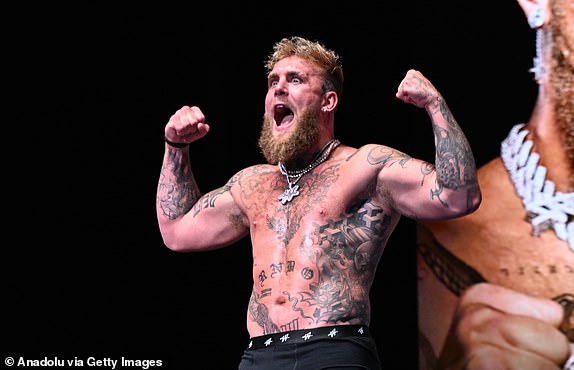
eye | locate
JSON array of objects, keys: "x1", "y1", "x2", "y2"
[
  {"x1": 291, "y1": 77, "x2": 301, "y2": 84},
  {"x1": 268, "y1": 80, "x2": 279, "y2": 89}
]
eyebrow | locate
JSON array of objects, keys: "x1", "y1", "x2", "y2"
[{"x1": 268, "y1": 70, "x2": 308, "y2": 81}]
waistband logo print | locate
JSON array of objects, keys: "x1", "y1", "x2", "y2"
[{"x1": 246, "y1": 325, "x2": 370, "y2": 350}]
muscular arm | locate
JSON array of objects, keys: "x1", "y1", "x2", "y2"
[
  {"x1": 157, "y1": 145, "x2": 199, "y2": 222},
  {"x1": 388, "y1": 69, "x2": 481, "y2": 220},
  {"x1": 156, "y1": 144, "x2": 249, "y2": 252},
  {"x1": 156, "y1": 105, "x2": 249, "y2": 252}
]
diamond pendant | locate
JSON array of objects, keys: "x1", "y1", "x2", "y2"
[{"x1": 278, "y1": 184, "x2": 300, "y2": 205}]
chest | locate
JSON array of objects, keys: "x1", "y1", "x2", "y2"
[{"x1": 240, "y1": 160, "x2": 397, "y2": 251}]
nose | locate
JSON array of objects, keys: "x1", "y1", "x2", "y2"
[{"x1": 274, "y1": 79, "x2": 287, "y2": 96}]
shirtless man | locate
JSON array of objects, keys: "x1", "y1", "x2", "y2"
[
  {"x1": 156, "y1": 36, "x2": 481, "y2": 369},
  {"x1": 417, "y1": 0, "x2": 574, "y2": 368}
]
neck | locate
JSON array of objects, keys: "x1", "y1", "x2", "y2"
[
  {"x1": 525, "y1": 91, "x2": 573, "y2": 192},
  {"x1": 282, "y1": 138, "x2": 338, "y2": 172}
]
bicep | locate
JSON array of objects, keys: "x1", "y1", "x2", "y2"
[
  {"x1": 169, "y1": 186, "x2": 249, "y2": 251},
  {"x1": 378, "y1": 158, "x2": 452, "y2": 220}
]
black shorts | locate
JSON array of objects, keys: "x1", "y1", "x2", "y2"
[{"x1": 238, "y1": 325, "x2": 382, "y2": 370}]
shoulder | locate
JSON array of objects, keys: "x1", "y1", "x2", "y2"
[
  {"x1": 224, "y1": 164, "x2": 277, "y2": 188},
  {"x1": 345, "y1": 144, "x2": 410, "y2": 166},
  {"x1": 340, "y1": 144, "x2": 381, "y2": 161},
  {"x1": 231, "y1": 164, "x2": 276, "y2": 178}
]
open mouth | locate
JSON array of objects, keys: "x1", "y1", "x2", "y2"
[{"x1": 274, "y1": 104, "x2": 294, "y2": 128}]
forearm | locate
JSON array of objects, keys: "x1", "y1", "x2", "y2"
[
  {"x1": 427, "y1": 97, "x2": 480, "y2": 212},
  {"x1": 156, "y1": 145, "x2": 202, "y2": 223}
]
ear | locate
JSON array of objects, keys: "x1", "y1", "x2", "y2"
[
  {"x1": 321, "y1": 91, "x2": 338, "y2": 113},
  {"x1": 516, "y1": 0, "x2": 550, "y2": 28}
]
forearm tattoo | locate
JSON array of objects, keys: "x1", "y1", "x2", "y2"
[
  {"x1": 157, "y1": 150, "x2": 201, "y2": 220},
  {"x1": 432, "y1": 100, "x2": 478, "y2": 192}
]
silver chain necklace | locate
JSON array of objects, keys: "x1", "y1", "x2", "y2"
[
  {"x1": 277, "y1": 138, "x2": 340, "y2": 205},
  {"x1": 501, "y1": 123, "x2": 574, "y2": 251}
]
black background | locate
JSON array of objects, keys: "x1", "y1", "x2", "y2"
[{"x1": 5, "y1": 2, "x2": 536, "y2": 369}]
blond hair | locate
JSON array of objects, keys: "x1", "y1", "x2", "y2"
[{"x1": 265, "y1": 36, "x2": 344, "y2": 103}]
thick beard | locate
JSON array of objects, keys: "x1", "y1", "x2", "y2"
[
  {"x1": 549, "y1": 0, "x2": 574, "y2": 187},
  {"x1": 258, "y1": 108, "x2": 321, "y2": 164}
]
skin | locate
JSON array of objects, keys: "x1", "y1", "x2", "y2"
[
  {"x1": 416, "y1": 0, "x2": 574, "y2": 369},
  {"x1": 156, "y1": 50, "x2": 481, "y2": 340}
]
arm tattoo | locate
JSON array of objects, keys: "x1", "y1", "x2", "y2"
[
  {"x1": 191, "y1": 176, "x2": 235, "y2": 216},
  {"x1": 157, "y1": 149, "x2": 201, "y2": 220},
  {"x1": 432, "y1": 99, "x2": 478, "y2": 192},
  {"x1": 367, "y1": 146, "x2": 411, "y2": 167}
]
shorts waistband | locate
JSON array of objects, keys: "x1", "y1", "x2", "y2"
[{"x1": 246, "y1": 324, "x2": 371, "y2": 350}]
